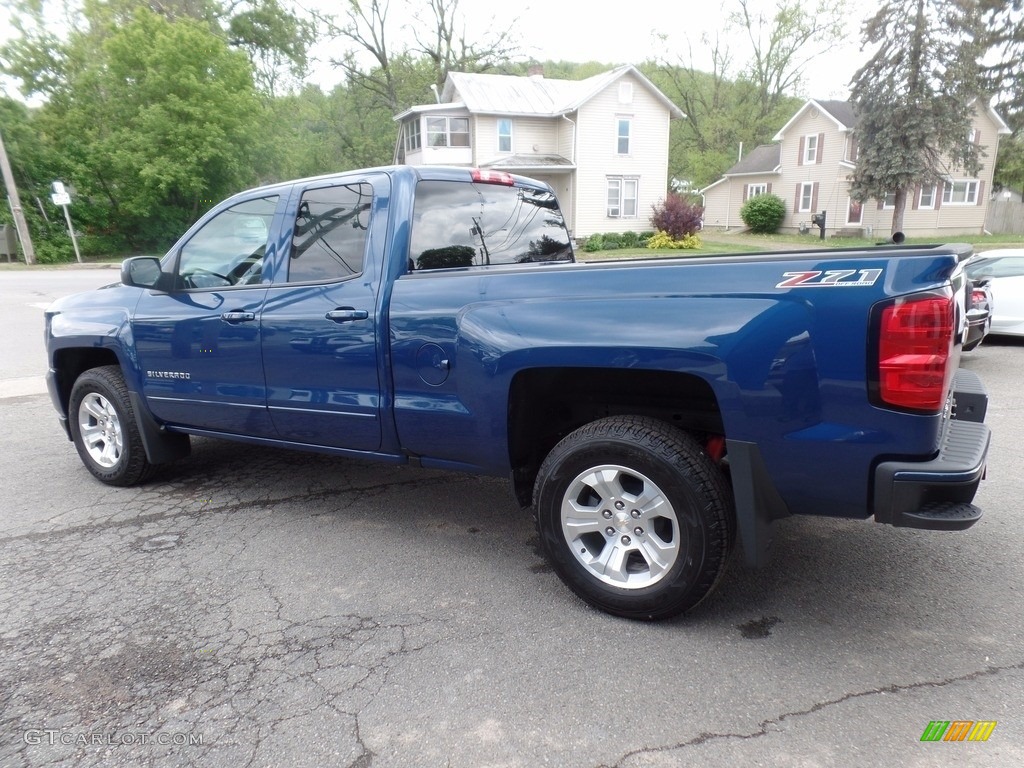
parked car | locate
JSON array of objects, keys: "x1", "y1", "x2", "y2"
[
  {"x1": 964, "y1": 249, "x2": 1024, "y2": 337},
  {"x1": 964, "y1": 277, "x2": 993, "y2": 351}
]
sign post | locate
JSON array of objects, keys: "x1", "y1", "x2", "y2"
[{"x1": 51, "y1": 182, "x2": 82, "y2": 264}]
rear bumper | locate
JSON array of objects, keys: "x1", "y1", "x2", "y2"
[{"x1": 873, "y1": 370, "x2": 989, "y2": 531}]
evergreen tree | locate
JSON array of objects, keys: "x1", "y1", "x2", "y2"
[{"x1": 849, "y1": 0, "x2": 986, "y2": 234}]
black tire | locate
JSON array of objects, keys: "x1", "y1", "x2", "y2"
[
  {"x1": 68, "y1": 365, "x2": 156, "y2": 486},
  {"x1": 533, "y1": 416, "x2": 735, "y2": 620}
]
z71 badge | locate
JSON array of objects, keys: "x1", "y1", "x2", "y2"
[{"x1": 776, "y1": 268, "x2": 883, "y2": 288}]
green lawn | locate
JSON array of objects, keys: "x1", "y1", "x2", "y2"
[{"x1": 578, "y1": 231, "x2": 1024, "y2": 260}]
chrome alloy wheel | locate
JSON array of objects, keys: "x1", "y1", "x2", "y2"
[
  {"x1": 560, "y1": 464, "x2": 680, "y2": 589},
  {"x1": 77, "y1": 392, "x2": 124, "y2": 469}
]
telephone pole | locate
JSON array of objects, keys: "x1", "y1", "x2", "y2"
[{"x1": 0, "y1": 128, "x2": 35, "y2": 264}]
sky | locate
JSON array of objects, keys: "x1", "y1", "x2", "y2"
[{"x1": 0, "y1": 0, "x2": 877, "y2": 103}]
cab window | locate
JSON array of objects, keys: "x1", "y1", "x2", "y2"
[
  {"x1": 409, "y1": 180, "x2": 572, "y2": 270},
  {"x1": 177, "y1": 196, "x2": 278, "y2": 289},
  {"x1": 288, "y1": 183, "x2": 373, "y2": 283}
]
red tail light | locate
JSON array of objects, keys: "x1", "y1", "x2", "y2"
[{"x1": 876, "y1": 295, "x2": 954, "y2": 411}]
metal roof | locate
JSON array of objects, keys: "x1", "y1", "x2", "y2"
[{"x1": 438, "y1": 65, "x2": 684, "y2": 118}]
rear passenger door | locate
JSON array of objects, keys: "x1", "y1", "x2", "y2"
[{"x1": 260, "y1": 178, "x2": 383, "y2": 451}]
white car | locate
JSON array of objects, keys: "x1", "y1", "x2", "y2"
[{"x1": 964, "y1": 249, "x2": 1024, "y2": 337}]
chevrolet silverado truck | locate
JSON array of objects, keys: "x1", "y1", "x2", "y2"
[{"x1": 44, "y1": 165, "x2": 991, "y2": 620}]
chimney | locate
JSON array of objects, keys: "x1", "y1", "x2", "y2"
[{"x1": 528, "y1": 65, "x2": 544, "y2": 79}]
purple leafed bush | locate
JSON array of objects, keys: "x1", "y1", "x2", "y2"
[{"x1": 651, "y1": 194, "x2": 704, "y2": 239}]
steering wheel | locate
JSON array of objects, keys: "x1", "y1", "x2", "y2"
[{"x1": 184, "y1": 268, "x2": 232, "y2": 289}]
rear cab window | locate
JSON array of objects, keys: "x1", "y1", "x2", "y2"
[{"x1": 410, "y1": 179, "x2": 573, "y2": 270}]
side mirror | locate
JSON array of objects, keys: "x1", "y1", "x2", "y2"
[{"x1": 121, "y1": 256, "x2": 169, "y2": 290}]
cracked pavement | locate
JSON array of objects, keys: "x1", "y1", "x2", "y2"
[{"x1": 2, "y1": 268, "x2": 1022, "y2": 767}]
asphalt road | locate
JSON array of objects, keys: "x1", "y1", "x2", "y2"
[{"x1": 1, "y1": 267, "x2": 1022, "y2": 767}]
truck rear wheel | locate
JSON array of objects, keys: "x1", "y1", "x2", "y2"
[
  {"x1": 68, "y1": 366, "x2": 156, "y2": 486},
  {"x1": 533, "y1": 416, "x2": 734, "y2": 620}
]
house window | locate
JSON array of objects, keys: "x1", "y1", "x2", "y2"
[
  {"x1": 847, "y1": 198, "x2": 863, "y2": 225},
  {"x1": 426, "y1": 116, "x2": 470, "y2": 148},
  {"x1": 616, "y1": 118, "x2": 631, "y2": 155},
  {"x1": 405, "y1": 120, "x2": 421, "y2": 151},
  {"x1": 497, "y1": 119, "x2": 512, "y2": 153},
  {"x1": 799, "y1": 182, "x2": 814, "y2": 213},
  {"x1": 919, "y1": 185, "x2": 937, "y2": 209},
  {"x1": 607, "y1": 177, "x2": 639, "y2": 218},
  {"x1": 942, "y1": 180, "x2": 979, "y2": 205},
  {"x1": 847, "y1": 135, "x2": 858, "y2": 162},
  {"x1": 968, "y1": 128, "x2": 978, "y2": 144},
  {"x1": 883, "y1": 192, "x2": 896, "y2": 209},
  {"x1": 747, "y1": 183, "x2": 767, "y2": 198},
  {"x1": 803, "y1": 134, "x2": 818, "y2": 164}
]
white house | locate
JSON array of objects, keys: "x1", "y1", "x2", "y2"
[
  {"x1": 393, "y1": 65, "x2": 684, "y2": 238},
  {"x1": 702, "y1": 98, "x2": 1011, "y2": 237}
]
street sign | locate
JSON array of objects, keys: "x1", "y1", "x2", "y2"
[{"x1": 51, "y1": 192, "x2": 71, "y2": 206}]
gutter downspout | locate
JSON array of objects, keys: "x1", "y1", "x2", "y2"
[{"x1": 561, "y1": 113, "x2": 577, "y2": 238}]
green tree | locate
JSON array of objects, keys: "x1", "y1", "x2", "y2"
[
  {"x1": 849, "y1": 0, "x2": 985, "y2": 235},
  {"x1": 3, "y1": 5, "x2": 262, "y2": 250},
  {"x1": 979, "y1": 0, "x2": 1024, "y2": 131},
  {"x1": 730, "y1": 0, "x2": 849, "y2": 119},
  {"x1": 650, "y1": 0, "x2": 845, "y2": 190}
]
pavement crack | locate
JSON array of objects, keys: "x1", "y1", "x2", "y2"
[
  {"x1": 0, "y1": 475, "x2": 474, "y2": 546},
  {"x1": 600, "y1": 659, "x2": 1024, "y2": 767}
]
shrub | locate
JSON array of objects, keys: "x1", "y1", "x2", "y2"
[
  {"x1": 740, "y1": 193, "x2": 786, "y2": 233},
  {"x1": 416, "y1": 245, "x2": 475, "y2": 270},
  {"x1": 651, "y1": 193, "x2": 704, "y2": 239},
  {"x1": 602, "y1": 232, "x2": 622, "y2": 249},
  {"x1": 620, "y1": 231, "x2": 640, "y2": 248},
  {"x1": 582, "y1": 233, "x2": 604, "y2": 252},
  {"x1": 646, "y1": 230, "x2": 702, "y2": 250}
]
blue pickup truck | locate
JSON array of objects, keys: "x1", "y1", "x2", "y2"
[{"x1": 44, "y1": 165, "x2": 991, "y2": 619}]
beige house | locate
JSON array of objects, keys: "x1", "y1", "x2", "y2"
[
  {"x1": 393, "y1": 66, "x2": 684, "y2": 238},
  {"x1": 701, "y1": 98, "x2": 1011, "y2": 237}
]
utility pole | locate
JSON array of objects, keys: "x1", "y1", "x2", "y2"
[{"x1": 0, "y1": 128, "x2": 35, "y2": 264}]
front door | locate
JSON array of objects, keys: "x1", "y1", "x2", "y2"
[{"x1": 133, "y1": 194, "x2": 280, "y2": 435}]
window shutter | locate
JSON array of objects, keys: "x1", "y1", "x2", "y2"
[
  {"x1": 816, "y1": 133, "x2": 825, "y2": 164},
  {"x1": 798, "y1": 136, "x2": 805, "y2": 165},
  {"x1": 912, "y1": 185, "x2": 920, "y2": 210},
  {"x1": 811, "y1": 182, "x2": 819, "y2": 212},
  {"x1": 977, "y1": 180, "x2": 985, "y2": 205},
  {"x1": 935, "y1": 185, "x2": 943, "y2": 210},
  {"x1": 795, "y1": 184, "x2": 801, "y2": 211},
  {"x1": 766, "y1": 182, "x2": 773, "y2": 194},
  {"x1": 974, "y1": 130, "x2": 981, "y2": 145},
  {"x1": 877, "y1": 198, "x2": 884, "y2": 211},
  {"x1": 742, "y1": 185, "x2": 749, "y2": 203},
  {"x1": 849, "y1": 135, "x2": 858, "y2": 162}
]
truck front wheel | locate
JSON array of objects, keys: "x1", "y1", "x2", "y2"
[
  {"x1": 68, "y1": 366, "x2": 156, "y2": 486},
  {"x1": 533, "y1": 416, "x2": 734, "y2": 620}
]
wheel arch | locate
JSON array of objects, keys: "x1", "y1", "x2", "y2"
[
  {"x1": 55, "y1": 349, "x2": 189, "y2": 466},
  {"x1": 508, "y1": 367, "x2": 726, "y2": 507}
]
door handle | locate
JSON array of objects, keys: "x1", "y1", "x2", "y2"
[
  {"x1": 221, "y1": 311, "x2": 256, "y2": 323},
  {"x1": 326, "y1": 308, "x2": 369, "y2": 323}
]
